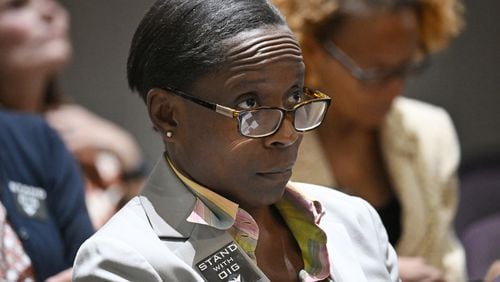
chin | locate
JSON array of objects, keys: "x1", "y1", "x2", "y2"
[
  {"x1": 47, "y1": 39, "x2": 72, "y2": 61},
  {"x1": 37, "y1": 41, "x2": 72, "y2": 73},
  {"x1": 358, "y1": 110, "x2": 390, "y2": 129},
  {"x1": 241, "y1": 193, "x2": 285, "y2": 212},
  {"x1": 257, "y1": 180, "x2": 289, "y2": 204}
]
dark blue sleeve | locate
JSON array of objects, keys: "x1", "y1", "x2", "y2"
[{"x1": 41, "y1": 122, "x2": 95, "y2": 264}]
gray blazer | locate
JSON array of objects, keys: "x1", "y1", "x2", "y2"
[{"x1": 73, "y1": 157, "x2": 399, "y2": 282}]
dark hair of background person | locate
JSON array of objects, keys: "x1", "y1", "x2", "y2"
[{"x1": 127, "y1": 0, "x2": 286, "y2": 101}]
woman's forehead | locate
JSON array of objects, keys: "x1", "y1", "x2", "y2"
[
  {"x1": 188, "y1": 26, "x2": 305, "y2": 101},
  {"x1": 223, "y1": 25, "x2": 303, "y2": 73}
]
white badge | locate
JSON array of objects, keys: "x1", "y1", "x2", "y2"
[{"x1": 8, "y1": 181, "x2": 48, "y2": 220}]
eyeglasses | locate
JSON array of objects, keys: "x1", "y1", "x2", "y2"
[
  {"x1": 160, "y1": 86, "x2": 332, "y2": 138},
  {"x1": 322, "y1": 40, "x2": 429, "y2": 86}
]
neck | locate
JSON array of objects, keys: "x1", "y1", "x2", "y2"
[
  {"x1": 0, "y1": 71, "x2": 52, "y2": 113},
  {"x1": 240, "y1": 204, "x2": 271, "y2": 225},
  {"x1": 318, "y1": 113, "x2": 378, "y2": 146},
  {"x1": 248, "y1": 205, "x2": 280, "y2": 230}
]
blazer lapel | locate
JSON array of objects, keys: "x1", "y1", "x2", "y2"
[
  {"x1": 380, "y1": 100, "x2": 431, "y2": 255},
  {"x1": 321, "y1": 220, "x2": 367, "y2": 282},
  {"x1": 139, "y1": 156, "x2": 200, "y2": 264},
  {"x1": 140, "y1": 157, "x2": 197, "y2": 238}
]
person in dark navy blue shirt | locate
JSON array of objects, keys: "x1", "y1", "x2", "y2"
[
  {"x1": 0, "y1": 0, "x2": 146, "y2": 231},
  {"x1": 0, "y1": 109, "x2": 94, "y2": 281}
]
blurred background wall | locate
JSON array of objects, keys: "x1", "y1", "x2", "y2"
[
  {"x1": 59, "y1": 0, "x2": 499, "y2": 167},
  {"x1": 59, "y1": 0, "x2": 160, "y2": 163}
]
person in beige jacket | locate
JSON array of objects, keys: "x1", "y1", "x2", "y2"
[{"x1": 273, "y1": 0, "x2": 466, "y2": 281}]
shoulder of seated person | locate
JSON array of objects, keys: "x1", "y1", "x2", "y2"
[{"x1": 393, "y1": 97, "x2": 451, "y2": 126}]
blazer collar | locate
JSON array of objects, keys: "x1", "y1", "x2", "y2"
[
  {"x1": 381, "y1": 98, "x2": 418, "y2": 157},
  {"x1": 139, "y1": 156, "x2": 197, "y2": 239}
]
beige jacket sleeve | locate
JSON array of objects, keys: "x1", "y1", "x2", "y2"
[{"x1": 383, "y1": 98, "x2": 466, "y2": 282}]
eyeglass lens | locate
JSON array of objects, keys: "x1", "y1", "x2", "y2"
[
  {"x1": 238, "y1": 101, "x2": 328, "y2": 137},
  {"x1": 239, "y1": 110, "x2": 283, "y2": 137},
  {"x1": 294, "y1": 101, "x2": 328, "y2": 130}
]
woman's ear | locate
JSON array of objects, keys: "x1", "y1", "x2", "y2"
[{"x1": 147, "y1": 88, "x2": 178, "y2": 139}]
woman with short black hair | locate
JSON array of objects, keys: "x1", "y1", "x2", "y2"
[{"x1": 73, "y1": 1, "x2": 399, "y2": 281}]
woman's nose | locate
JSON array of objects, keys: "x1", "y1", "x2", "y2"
[
  {"x1": 263, "y1": 116, "x2": 301, "y2": 148},
  {"x1": 39, "y1": 0, "x2": 59, "y2": 22}
]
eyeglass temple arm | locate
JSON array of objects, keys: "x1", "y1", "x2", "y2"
[
  {"x1": 160, "y1": 86, "x2": 236, "y2": 118},
  {"x1": 323, "y1": 40, "x2": 367, "y2": 80},
  {"x1": 214, "y1": 105, "x2": 235, "y2": 118}
]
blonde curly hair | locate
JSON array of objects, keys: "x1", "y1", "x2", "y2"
[{"x1": 273, "y1": 0, "x2": 464, "y2": 53}]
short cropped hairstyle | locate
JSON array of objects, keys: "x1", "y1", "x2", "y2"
[
  {"x1": 127, "y1": 0, "x2": 286, "y2": 102},
  {"x1": 273, "y1": 0, "x2": 464, "y2": 53}
]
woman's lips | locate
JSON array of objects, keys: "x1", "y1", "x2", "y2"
[{"x1": 256, "y1": 166, "x2": 294, "y2": 180}]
